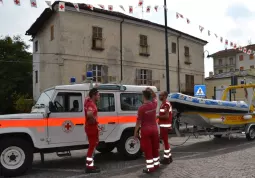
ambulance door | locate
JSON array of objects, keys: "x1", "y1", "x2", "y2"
[
  {"x1": 47, "y1": 90, "x2": 87, "y2": 145},
  {"x1": 97, "y1": 91, "x2": 118, "y2": 141}
]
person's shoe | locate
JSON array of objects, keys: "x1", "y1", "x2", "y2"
[
  {"x1": 160, "y1": 158, "x2": 171, "y2": 165},
  {"x1": 143, "y1": 168, "x2": 155, "y2": 174},
  {"x1": 85, "y1": 166, "x2": 101, "y2": 173}
]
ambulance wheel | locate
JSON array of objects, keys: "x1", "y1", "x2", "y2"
[
  {"x1": 246, "y1": 126, "x2": 255, "y2": 141},
  {"x1": 96, "y1": 145, "x2": 115, "y2": 154},
  {"x1": 0, "y1": 137, "x2": 34, "y2": 177},
  {"x1": 117, "y1": 132, "x2": 142, "y2": 160}
]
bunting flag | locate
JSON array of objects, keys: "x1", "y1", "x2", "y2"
[
  {"x1": 129, "y1": 6, "x2": 133, "y2": 13},
  {"x1": 146, "y1": 6, "x2": 151, "y2": 13},
  {"x1": 186, "y1": 18, "x2": 190, "y2": 24},
  {"x1": 14, "y1": 0, "x2": 20, "y2": 6},
  {"x1": 243, "y1": 48, "x2": 247, "y2": 53},
  {"x1": 247, "y1": 49, "x2": 252, "y2": 55},
  {"x1": 239, "y1": 46, "x2": 243, "y2": 51},
  {"x1": 119, "y1": 5, "x2": 125, "y2": 11},
  {"x1": 233, "y1": 44, "x2": 237, "y2": 49},
  {"x1": 0, "y1": 0, "x2": 3, "y2": 4},
  {"x1": 30, "y1": 0, "x2": 37, "y2": 8},
  {"x1": 215, "y1": 34, "x2": 218, "y2": 38},
  {"x1": 154, "y1": 5, "x2": 158, "y2": 12},
  {"x1": 59, "y1": 2, "x2": 65, "y2": 12},
  {"x1": 230, "y1": 42, "x2": 233, "y2": 47},
  {"x1": 108, "y1": 5, "x2": 113, "y2": 11},
  {"x1": 199, "y1": 25, "x2": 204, "y2": 32},
  {"x1": 138, "y1": 0, "x2": 143, "y2": 7},
  {"x1": 73, "y1": 3, "x2": 79, "y2": 11},
  {"x1": 98, "y1": 4, "x2": 104, "y2": 9},
  {"x1": 225, "y1": 40, "x2": 228, "y2": 45},
  {"x1": 220, "y1": 37, "x2": 223, "y2": 43},
  {"x1": 208, "y1": 30, "x2": 210, "y2": 36}
]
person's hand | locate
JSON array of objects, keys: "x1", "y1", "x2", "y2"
[{"x1": 134, "y1": 131, "x2": 138, "y2": 138}]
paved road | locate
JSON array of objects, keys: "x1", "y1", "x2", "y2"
[{"x1": 19, "y1": 135, "x2": 255, "y2": 178}]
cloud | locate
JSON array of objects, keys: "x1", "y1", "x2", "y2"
[{"x1": 226, "y1": 3, "x2": 253, "y2": 20}]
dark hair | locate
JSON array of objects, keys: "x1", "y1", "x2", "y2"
[
  {"x1": 89, "y1": 88, "x2": 99, "y2": 98},
  {"x1": 163, "y1": 91, "x2": 168, "y2": 97},
  {"x1": 142, "y1": 90, "x2": 152, "y2": 100}
]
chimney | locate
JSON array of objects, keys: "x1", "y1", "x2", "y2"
[{"x1": 209, "y1": 71, "x2": 213, "y2": 77}]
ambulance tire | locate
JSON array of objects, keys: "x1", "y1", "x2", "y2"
[
  {"x1": 246, "y1": 126, "x2": 255, "y2": 141},
  {"x1": 117, "y1": 131, "x2": 142, "y2": 160},
  {"x1": 96, "y1": 145, "x2": 115, "y2": 154},
  {"x1": 0, "y1": 137, "x2": 34, "y2": 177}
]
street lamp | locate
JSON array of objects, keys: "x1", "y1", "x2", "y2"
[
  {"x1": 164, "y1": 0, "x2": 170, "y2": 93},
  {"x1": 203, "y1": 50, "x2": 210, "y2": 58}
]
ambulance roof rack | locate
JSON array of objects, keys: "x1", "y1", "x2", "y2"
[{"x1": 96, "y1": 84, "x2": 126, "y2": 91}]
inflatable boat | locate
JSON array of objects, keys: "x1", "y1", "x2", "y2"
[{"x1": 168, "y1": 83, "x2": 255, "y2": 128}]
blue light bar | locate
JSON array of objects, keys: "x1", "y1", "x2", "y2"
[
  {"x1": 70, "y1": 77, "x2": 76, "y2": 83},
  {"x1": 86, "y1": 71, "x2": 93, "y2": 78}
]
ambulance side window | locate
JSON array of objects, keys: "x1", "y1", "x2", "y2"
[
  {"x1": 97, "y1": 93, "x2": 115, "y2": 112},
  {"x1": 120, "y1": 93, "x2": 143, "y2": 111},
  {"x1": 53, "y1": 92, "x2": 83, "y2": 112}
]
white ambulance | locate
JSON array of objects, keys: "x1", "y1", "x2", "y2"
[{"x1": 0, "y1": 82, "x2": 159, "y2": 177}]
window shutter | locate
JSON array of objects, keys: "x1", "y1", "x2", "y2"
[
  {"x1": 147, "y1": 70, "x2": 152, "y2": 85},
  {"x1": 101, "y1": 65, "x2": 108, "y2": 83},
  {"x1": 136, "y1": 69, "x2": 141, "y2": 85}
]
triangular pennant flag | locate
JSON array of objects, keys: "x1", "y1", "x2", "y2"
[
  {"x1": 146, "y1": 6, "x2": 151, "y2": 13},
  {"x1": 214, "y1": 34, "x2": 218, "y2": 38},
  {"x1": 0, "y1": 0, "x2": 3, "y2": 4},
  {"x1": 154, "y1": 5, "x2": 158, "y2": 12},
  {"x1": 108, "y1": 5, "x2": 113, "y2": 11},
  {"x1": 220, "y1": 37, "x2": 223, "y2": 43},
  {"x1": 73, "y1": 3, "x2": 79, "y2": 11},
  {"x1": 199, "y1": 25, "x2": 204, "y2": 32},
  {"x1": 233, "y1": 44, "x2": 237, "y2": 49},
  {"x1": 98, "y1": 4, "x2": 104, "y2": 9},
  {"x1": 208, "y1": 30, "x2": 211, "y2": 36},
  {"x1": 238, "y1": 46, "x2": 243, "y2": 51},
  {"x1": 87, "y1": 4, "x2": 93, "y2": 10},
  {"x1": 138, "y1": 0, "x2": 143, "y2": 7},
  {"x1": 120, "y1": 5, "x2": 125, "y2": 11},
  {"x1": 176, "y1": 12, "x2": 179, "y2": 19},
  {"x1": 45, "y1": 1, "x2": 52, "y2": 9},
  {"x1": 129, "y1": 6, "x2": 133, "y2": 13},
  {"x1": 180, "y1": 13, "x2": 184, "y2": 18},
  {"x1": 225, "y1": 40, "x2": 228, "y2": 45},
  {"x1": 14, "y1": 0, "x2": 20, "y2": 6},
  {"x1": 247, "y1": 49, "x2": 252, "y2": 55},
  {"x1": 243, "y1": 48, "x2": 247, "y2": 53},
  {"x1": 30, "y1": 0, "x2": 37, "y2": 8},
  {"x1": 186, "y1": 18, "x2": 190, "y2": 24},
  {"x1": 230, "y1": 42, "x2": 233, "y2": 47},
  {"x1": 59, "y1": 2, "x2": 65, "y2": 12}
]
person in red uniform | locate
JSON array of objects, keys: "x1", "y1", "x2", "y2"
[
  {"x1": 84, "y1": 88, "x2": 100, "y2": 173},
  {"x1": 157, "y1": 91, "x2": 173, "y2": 164},
  {"x1": 134, "y1": 87, "x2": 160, "y2": 173}
]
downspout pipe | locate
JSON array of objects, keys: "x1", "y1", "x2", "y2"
[
  {"x1": 120, "y1": 19, "x2": 124, "y2": 82},
  {"x1": 177, "y1": 34, "x2": 181, "y2": 92}
]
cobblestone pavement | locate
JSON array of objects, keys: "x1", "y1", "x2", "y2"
[{"x1": 19, "y1": 135, "x2": 255, "y2": 178}]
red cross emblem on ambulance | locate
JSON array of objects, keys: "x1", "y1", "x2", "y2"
[{"x1": 62, "y1": 120, "x2": 74, "y2": 133}]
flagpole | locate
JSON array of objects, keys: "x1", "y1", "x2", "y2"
[{"x1": 164, "y1": 0, "x2": 170, "y2": 93}]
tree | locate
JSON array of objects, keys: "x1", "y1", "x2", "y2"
[{"x1": 0, "y1": 36, "x2": 32, "y2": 114}]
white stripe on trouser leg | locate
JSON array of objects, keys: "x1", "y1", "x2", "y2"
[
  {"x1": 160, "y1": 124, "x2": 172, "y2": 127},
  {"x1": 86, "y1": 157, "x2": 93, "y2": 161},
  {"x1": 146, "y1": 164, "x2": 154, "y2": 169},
  {"x1": 153, "y1": 157, "x2": 160, "y2": 166},
  {"x1": 164, "y1": 154, "x2": 170, "y2": 158},
  {"x1": 86, "y1": 162, "x2": 94, "y2": 167},
  {"x1": 160, "y1": 109, "x2": 165, "y2": 112},
  {"x1": 164, "y1": 149, "x2": 171, "y2": 154},
  {"x1": 153, "y1": 157, "x2": 160, "y2": 161},
  {"x1": 146, "y1": 159, "x2": 154, "y2": 164}
]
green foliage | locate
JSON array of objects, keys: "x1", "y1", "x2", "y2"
[
  {"x1": 13, "y1": 93, "x2": 34, "y2": 113},
  {"x1": 0, "y1": 35, "x2": 32, "y2": 114}
]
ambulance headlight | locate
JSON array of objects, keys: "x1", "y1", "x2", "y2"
[
  {"x1": 86, "y1": 71, "x2": 93, "y2": 78},
  {"x1": 70, "y1": 77, "x2": 76, "y2": 83}
]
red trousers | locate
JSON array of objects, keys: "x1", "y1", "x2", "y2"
[
  {"x1": 140, "y1": 126, "x2": 160, "y2": 172},
  {"x1": 160, "y1": 127, "x2": 171, "y2": 159},
  {"x1": 85, "y1": 125, "x2": 99, "y2": 168}
]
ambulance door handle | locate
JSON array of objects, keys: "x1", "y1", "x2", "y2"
[
  {"x1": 76, "y1": 123, "x2": 84, "y2": 126},
  {"x1": 108, "y1": 122, "x2": 115, "y2": 124}
]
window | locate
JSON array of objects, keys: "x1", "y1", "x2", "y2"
[
  {"x1": 229, "y1": 58, "x2": 233, "y2": 64},
  {"x1": 97, "y1": 93, "x2": 115, "y2": 112},
  {"x1": 92, "y1": 64, "x2": 102, "y2": 82},
  {"x1": 171, "y1": 42, "x2": 176, "y2": 54},
  {"x1": 219, "y1": 70, "x2": 223, "y2": 74},
  {"x1": 50, "y1": 25, "x2": 54, "y2": 41},
  {"x1": 230, "y1": 68, "x2": 234, "y2": 72},
  {"x1": 250, "y1": 65, "x2": 254, "y2": 69},
  {"x1": 185, "y1": 75, "x2": 194, "y2": 92},
  {"x1": 35, "y1": 70, "x2": 38, "y2": 83},
  {"x1": 250, "y1": 54, "x2": 254, "y2": 60},
  {"x1": 34, "y1": 41, "x2": 38, "y2": 52},
  {"x1": 139, "y1": 35, "x2": 149, "y2": 56},
  {"x1": 120, "y1": 93, "x2": 143, "y2": 111},
  {"x1": 219, "y1": 59, "x2": 222, "y2": 65},
  {"x1": 239, "y1": 55, "x2": 243, "y2": 61},
  {"x1": 136, "y1": 69, "x2": 152, "y2": 85},
  {"x1": 52, "y1": 92, "x2": 82, "y2": 112},
  {"x1": 184, "y1": 46, "x2": 189, "y2": 56},
  {"x1": 240, "y1": 66, "x2": 244, "y2": 71},
  {"x1": 92, "y1": 26, "x2": 103, "y2": 50}
]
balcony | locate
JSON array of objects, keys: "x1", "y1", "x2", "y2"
[
  {"x1": 139, "y1": 45, "x2": 150, "y2": 57},
  {"x1": 92, "y1": 38, "x2": 105, "y2": 51}
]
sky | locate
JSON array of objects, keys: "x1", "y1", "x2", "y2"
[{"x1": 0, "y1": 0, "x2": 255, "y2": 77}]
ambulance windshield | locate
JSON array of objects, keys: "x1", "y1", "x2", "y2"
[{"x1": 35, "y1": 89, "x2": 55, "y2": 107}]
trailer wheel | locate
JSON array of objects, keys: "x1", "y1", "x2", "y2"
[
  {"x1": 246, "y1": 126, "x2": 255, "y2": 141},
  {"x1": 117, "y1": 131, "x2": 142, "y2": 160},
  {"x1": 0, "y1": 137, "x2": 33, "y2": 177},
  {"x1": 214, "y1": 135, "x2": 222, "y2": 139}
]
